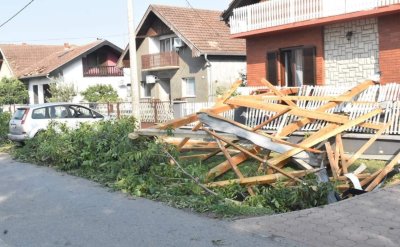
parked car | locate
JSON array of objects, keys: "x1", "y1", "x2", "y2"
[{"x1": 8, "y1": 103, "x2": 104, "y2": 143}]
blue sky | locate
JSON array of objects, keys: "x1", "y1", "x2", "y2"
[{"x1": 0, "y1": 0, "x2": 231, "y2": 48}]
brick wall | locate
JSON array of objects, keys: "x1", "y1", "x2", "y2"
[
  {"x1": 379, "y1": 13, "x2": 400, "y2": 84},
  {"x1": 246, "y1": 27, "x2": 324, "y2": 86},
  {"x1": 324, "y1": 18, "x2": 379, "y2": 85}
]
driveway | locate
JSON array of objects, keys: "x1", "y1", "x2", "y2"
[{"x1": 0, "y1": 153, "x2": 303, "y2": 247}]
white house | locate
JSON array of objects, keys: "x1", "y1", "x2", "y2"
[{"x1": 0, "y1": 40, "x2": 129, "y2": 104}]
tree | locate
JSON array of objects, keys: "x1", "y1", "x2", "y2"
[
  {"x1": 47, "y1": 77, "x2": 77, "y2": 102},
  {"x1": 0, "y1": 77, "x2": 29, "y2": 105},
  {"x1": 81, "y1": 84, "x2": 119, "y2": 103}
]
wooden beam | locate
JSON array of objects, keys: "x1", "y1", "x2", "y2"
[
  {"x1": 343, "y1": 122, "x2": 392, "y2": 170},
  {"x1": 325, "y1": 142, "x2": 339, "y2": 179},
  {"x1": 206, "y1": 148, "x2": 260, "y2": 180},
  {"x1": 335, "y1": 134, "x2": 348, "y2": 174},
  {"x1": 156, "y1": 104, "x2": 235, "y2": 130},
  {"x1": 268, "y1": 108, "x2": 382, "y2": 167},
  {"x1": 226, "y1": 97, "x2": 382, "y2": 130},
  {"x1": 207, "y1": 169, "x2": 319, "y2": 187},
  {"x1": 365, "y1": 152, "x2": 400, "y2": 192},
  {"x1": 203, "y1": 128, "x2": 303, "y2": 183},
  {"x1": 277, "y1": 80, "x2": 376, "y2": 137},
  {"x1": 260, "y1": 79, "x2": 297, "y2": 107},
  {"x1": 215, "y1": 137, "x2": 255, "y2": 195}
]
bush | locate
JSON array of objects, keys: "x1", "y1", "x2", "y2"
[
  {"x1": 0, "y1": 77, "x2": 28, "y2": 105},
  {"x1": 0, "y1": 112, "x2": 11, "y2": 144},
  {"x1": 81, "y1": 84, "x2": 119, "y2": 103},
  {"x1": 12, "y1": 119, "x2": 333, "y2": 217},
  {"x1": 46, "y1": 77, "x2": 77, "y2": 102}
]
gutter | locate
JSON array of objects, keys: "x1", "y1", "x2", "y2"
[{"x1": 204, "y1": 54, "x2": 213, "y2": 101}]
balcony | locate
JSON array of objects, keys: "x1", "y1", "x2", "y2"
[
  {"x1": 230, "y1": 0, "x2": 400, "y2": 35},
  {"x1": 83, "y1": 66, "x2": 124, "y2": 77},
  {"x1": 141, "y1": 51, "x2": 179, "y2": 71}
]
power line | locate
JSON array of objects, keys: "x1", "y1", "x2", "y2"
[
  {"x1": 0, "y1": 0, "x2": 35, "y2": 29},
  {"x1": 183, "y1": 0, "x2": 221, "y2": 37}
]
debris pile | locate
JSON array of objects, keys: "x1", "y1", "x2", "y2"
[{"x1": 131, "y1": 79, "x2": 400, "y2": 199}]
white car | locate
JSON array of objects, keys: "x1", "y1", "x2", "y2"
[{"x1": 8, "y1": 103, "x2": 104, "y2": 143}]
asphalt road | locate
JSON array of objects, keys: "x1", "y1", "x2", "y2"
[{"x1": 0, "y1": 153, "x2": 304, "y2": 247}]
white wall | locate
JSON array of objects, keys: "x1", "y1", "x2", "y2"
[
  {"x1": 27, "y1": 58, "x2": 129, "y2": 104},
  {"x1": 0, "y1": 59, "x2": 14, "y2": 78},
  {"x1": 324, "y1": 18, "x2": 379, "y2": 85},
  {"x1": 208, "y1": 59, "x2": 246, "y2": 100}
]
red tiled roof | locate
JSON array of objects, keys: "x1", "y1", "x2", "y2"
[
  {"x1": 139, "y1": 5, "x2": 245, "y2": 56},
  {"x1": 0, "y1": 40, "x2": 121, "y2": 78}
]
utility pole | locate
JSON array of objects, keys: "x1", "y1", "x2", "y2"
[{"x1": 127, "y1": 0, "x2": 141, "y2": 124}]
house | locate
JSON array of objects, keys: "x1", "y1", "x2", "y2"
[
  {"x1": 119, "y1": 5, "x2": 246, "y2": 102},
  {"x1": 221, "y1": 0, "x2": 400, "y2": 86},
  {"x1": 0, "y1": 40, "x2": 128, "y2": 104}
]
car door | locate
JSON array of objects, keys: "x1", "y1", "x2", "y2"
[
  {"x1": 48, "y1": 105, "x2": 76, "y2": 129},
  {"x1": 68, "y1": 105, "x2": 102, "y2": 125}
]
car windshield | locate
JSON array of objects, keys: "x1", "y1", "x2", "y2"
[{"x1": 13, "y1": 108, "x2": 28, "y2": 120}]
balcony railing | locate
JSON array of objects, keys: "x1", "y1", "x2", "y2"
[
  {"x1": 230, "y1": 0, "x2": 400, "y2": 34},
  {"x1": 141, "y1": 51, "x2": 179, "y2": 70},
  {"x1": 83, "y1": 65, "x2": 124, "y2": 77}
]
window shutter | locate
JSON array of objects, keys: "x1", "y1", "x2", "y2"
[
  {"x1": 303, "y1": 47, "x2": 316, "y2": 85},
  {"x1": 266, "y1": 51, "x2": 278, "y2": 85}
]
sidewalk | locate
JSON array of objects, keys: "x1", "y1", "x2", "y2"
[{"x1": 232, "y1": 185, "x2": 400, "y2": 247}]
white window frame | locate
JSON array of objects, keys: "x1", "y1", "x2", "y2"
[{"x1": 183, "y1": 77, "x2": 196, "y2": 98}]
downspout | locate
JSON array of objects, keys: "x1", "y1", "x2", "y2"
[{"x1": 204, "y1": 54, "x2": 212, "y2": 102}]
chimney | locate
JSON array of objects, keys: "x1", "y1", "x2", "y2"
[{"x1": 64, "y1": 43, "x2": 70, "y2": 49}]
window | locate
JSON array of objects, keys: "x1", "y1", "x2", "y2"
[
  {"x1": 32, "y1": 108, "x2": 48, "y2": 119},
  {"x1": 160, "y1": 37, "x2": 175, "y2": 52},
  {"x1": 183, "y1": 77, "x2": 196, "y2": 97},
  {"x1": 141, "y1": 82, "x2": 154, "y2": 98},
  {"x1": 49, "y1": 106, "x2": 69, "y2": 119},
  {"x1": 69, "y1": 105, "x2": 93, "y2": 118},
  {"x1": 266, "y1": 46, "x2": 316, "y2": 87}
]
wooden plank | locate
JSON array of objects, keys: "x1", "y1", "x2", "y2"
[
  {"x1": 365, "y1": 152, "x2": 400, "y2": 192},
  {"x1": 253, "y1": 108, "x2": 291, "y2": 131},
  {"x1": 277, "y1": 80, "x2": 376, "y2": 137},
  {"x1": 206, "y1": 147, "x2": 260, "y2": 179},
  {"x1": 325, "y1": 142, "x2": 339, "y2": 179},
  {"x1": 336, "y1": 134, "x2": 348, "y2": 174},
  {"x1": 215, "y1": 137, "x2": 255, "y2": 195},
  {"x1": 360, "y1": 169, "x2": 382, "y2": 187},
  {"x1": 204, "y1": 110, "x2": 321, "y2": 153},
  {"x1": 268, "y1": 108, "x2": 383, "y2": 167},
  {"x1": 234, "y1": 95, "x2": 378, "y2": 102},
  {"x1": 176, "y1": 80, "x2": 242, "y2": 149},
  {"x1": 343, "y1": 122, "x2": 392, "y2": 170},
  {"x1": 260, "y1": 79, "x2": 297, "y2": 107},
  {"x1": 207, "y1": 169, "x2": 319, "y2": 187},
  {"x1": 226, "y1": 97, "x2": 383, "y2": 130},
  {"x1": 156, "y1": 104, "x2": 235, "y2": 130},
  {"x1": 203, "y1": 128, "x2": 303, "y2": 183},
  {"x1": 334, "y1": 135, "x2": 341, "y2": 175}
]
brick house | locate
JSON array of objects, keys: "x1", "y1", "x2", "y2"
[
  {"x1": 119, "y1": 5, "x2": 246, "y2": 102},
  {"x1": 222, "y1": 0, "x2": 400, "y2": 86},
  {"x1": 0, "y1": 40, "x2": 127, "y2": 104}
]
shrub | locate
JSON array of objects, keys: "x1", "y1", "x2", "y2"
[
  {"x1": 0, "y1": 77, "x2": 28, "y2": 105},
  {"x1": 46, "y1": 77, "x2": 77, "y2": 102},
  {"x1": 12, "y1": 119, "x2": 333, "y2": 217},
  {"x1": 81, "y1": 84, "x2": 119, "y2": 103},
  {"x1": 0, "y1": 112, "x2": 11, "y2": 144}
]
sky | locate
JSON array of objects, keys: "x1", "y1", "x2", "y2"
[{"x1": 0, "y1": 0, "x2": 232, "y2": 48}]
